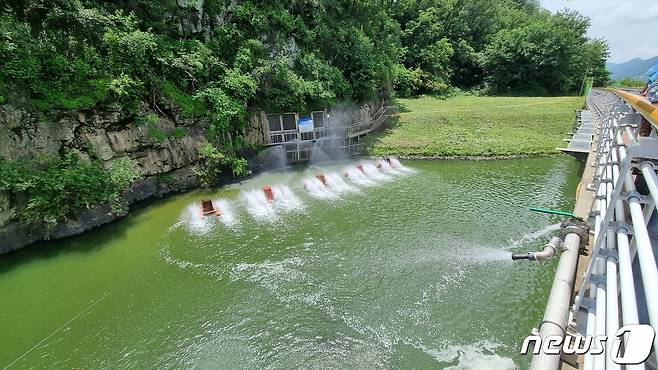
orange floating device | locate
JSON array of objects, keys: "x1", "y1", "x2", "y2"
[
  {"x1": 263, "y1": 186, "x2": 274, "y2": 202},
  {"x1": 201, "y1": 200, "x2": 221, "y2": 217}
]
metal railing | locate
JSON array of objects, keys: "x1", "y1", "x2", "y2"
[
  {"x1": 612, "y1": 89, "x2": 658, "y2": 130},
  {"x1": 568, "y1": 89, "x2": 658, "y2": 370}
]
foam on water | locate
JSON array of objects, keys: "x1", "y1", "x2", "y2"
[
  {"x1": 271, "y1": 184, "x2": 305, "y2": 212},
  {"x1": 160, "y1": 246, "x2": 225, "y2": 278},
  {"x1": 389, "y1": 157, "x2": 414, "y2": 173},
  {"x1": 181, "y1": 203, "x2": 213, "y2": 234},
  {"x1": 362, "y1": 163, "x2": 390, "y2": 181},
  {"x1": 178, "y1": 199, "x2": 239, "y2": 233},
  {"x1": 304, "y1": 177, "x2": 337, "y2": 199},
  {"x1": 230, "y1": 257, "x2": 326, "y2": 306},
  {"x1": 242, "y1": 189, "x2": 276, "y2": 221},
  {"x1": 324, "y1": 172, "x2": 357, "y2": 193},
  {"x1": 411, "y1": 341, "x2": 516, "y2": 370},
  {"x1": 214, "y1": 199, "x2": 238, "y2": 228},
  {"x1": 378, "y1": 159, "x2": 403, "y2": 175},
  {"x1": 344, "y1": 166, "x2": 376, "y2": 186}
]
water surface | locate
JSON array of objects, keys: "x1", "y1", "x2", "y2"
[{"x1": 0, "y1": 157, "x2": 581, "y2": 369}]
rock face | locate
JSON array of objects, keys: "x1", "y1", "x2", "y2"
[
  {"x1": 0, "y1": 104, "x2": 208, "y2": 254},
  {"x1": 0, "y1": 100, "x2": 380, "y2": 253},
  {"x1": 245, "y1": 112, "x2": 270, "y2": 146}
]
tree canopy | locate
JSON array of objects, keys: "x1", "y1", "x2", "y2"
[
  {"x1": 0, "y1": 0, "x2": 609, "y2": 158},
  {"x1": 0, "y1": 0, "x2": 611, "y2": 222}
]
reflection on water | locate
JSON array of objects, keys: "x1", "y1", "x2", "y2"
[{"x1": 0, "y1": 157, "x2": 581, "y2": 369}]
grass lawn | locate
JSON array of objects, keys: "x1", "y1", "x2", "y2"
[{"x1": 367, "y1": 95, "x2": 585, "y2": 158}]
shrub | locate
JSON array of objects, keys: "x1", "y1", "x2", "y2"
[
  {"x1": 194, "y1": 143, "x2": 250, "y2": 187},
  {"x1": 0, "y1": 154, "x2": 141, "y2": 224},
  {"x1": 161, "y1": 80, "x2": 206, "y2": 117},
  {"x1": 172, "y1": 127, "x2": 187, "y2": 139},
  {"x1": 148, "y1": 127, "x2": 167, "y2": 142}
]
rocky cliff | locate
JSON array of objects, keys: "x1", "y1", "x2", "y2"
[{"x1": 0, "y1": 103, "x2": 208, "y2": 254}]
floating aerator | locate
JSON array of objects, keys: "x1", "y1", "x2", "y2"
[
  {"x1": 200, "y1": 200, "x2": 221, "y2": 217},
  {"x1": 263, "y1": 186, "x2": 274, "y2": 202},
  {"x1": 263, "y1": 186, "x2": 275, "y2": 202}
]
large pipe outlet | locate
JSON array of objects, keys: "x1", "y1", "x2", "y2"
[{"x1": 512, "y1": 236, "x2": 563, "y2": 261}]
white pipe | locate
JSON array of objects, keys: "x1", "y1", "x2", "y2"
[
  {"x1": 640, "y1": 162, "x2": 658, "y2": 207},
  {"x1": 595, "y1": 282, "x2": 607, "y2": 370},
  {"x1": 586, "y1": 116, "x2": 614, "y2": 370},
  {"x1": 610, "y1": 148, "x2": 641, "y2": 330},
  {"x1": 606, "y1": 120, "x2": 645, "y2": 370},
  {"x1": 594, "y1": 159, "x2": 609, "y2": 370},
  {"x1": 604, "y1": 161, "x2": 620, "y2": 370},
  {"x1": 605, "y1": 229, "x2": 620, "y2": 370},
  {"x1": 618, "y1": 140, "x2": 658, "y2": 354},
  {"x1": 583, "y1": 115, "x2": 610, "y2": 370},
  {"x1": 583, "y1": 306, "x2": 596, "y2": 370},
  {"x1": 530, "y1": 233, "x2": 583, "y2": 370}
]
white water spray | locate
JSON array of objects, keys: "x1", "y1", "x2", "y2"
[
  {"x1": 362, "y1": 163, "x2": 390, "y2": 181},
  {"x1": 304, "y1": 177, "x2": 337, "y2": 199},
  {"x1": 378, "y1": 159, "x2": 400, "y2": 174},
  {"x1": 181, "y1": 203, "x2": 213, "y2": 234},
  {"x1": 324, "y1": 172, "x2": 356, "y2": 193},
  {"x1": 344, "y1": 166, "x2": 375, "y2": 186},
  {"x1": 242, "y1": 189, "x2": 275, "y2": 220},
  {"x1": 271, "y1": 185, "x2": 304, "y2": 212},
  {"x1": 214, "y1": 199, "x2": 237, "y2": 228},
  {"x1": 507, "y1": 223, "x2": 561, "y2": 250},
  {"x1": 389, "y1": 157, "x2": 413, "y2": 173}
]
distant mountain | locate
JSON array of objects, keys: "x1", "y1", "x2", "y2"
[{"x1": 607, "y1": 56, "x2": 658, "y2": 81}]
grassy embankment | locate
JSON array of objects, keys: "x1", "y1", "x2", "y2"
[{"x1": 368, "y1": 95, "x2": 584, "y2": 158}]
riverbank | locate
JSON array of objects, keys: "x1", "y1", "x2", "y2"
[{"x1": 367, "y1": 95, "x2": 584, "y2": 158}]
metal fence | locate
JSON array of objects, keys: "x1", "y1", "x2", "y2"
[{"x1": 566, "y1": 89, "x2": 658, "y2": 370}]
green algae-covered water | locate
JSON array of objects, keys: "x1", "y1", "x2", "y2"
[{"x1": 0, "y1": 158, "x2": 582, "y2": 369}]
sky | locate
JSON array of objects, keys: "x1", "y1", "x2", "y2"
[{"x1": 540, "y1": 0, "x2": 658, "y2": 63}]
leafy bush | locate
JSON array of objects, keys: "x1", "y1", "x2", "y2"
[
  {"x1": 161, "y1": 80, "x2": 206, "y2": 117},
  {"x1": 107, "y1": 157, "x2": 142, "y2": 212},
  {"x1": 148, "y1": 127, "x2": 167, "y2": 142},
  {"x1": 194, "y1": 143, "x2": 251, "y2": 187},
  {"x1": 194, "y1": 143, "x2": 226, "y2": 187},
  {"x1": 0, "y1": 154, "x2": 141, "y2": 224},
  {"x1": 195, "y1": 86, "x2": 247, "y2": 144},
  {"x1": 172, "y1": 127, "x2": 187, "y2": 139}
]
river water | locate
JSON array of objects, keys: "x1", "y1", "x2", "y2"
[{"x1": 0, "y1": 157, "x2": 581, "y2": 369}]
